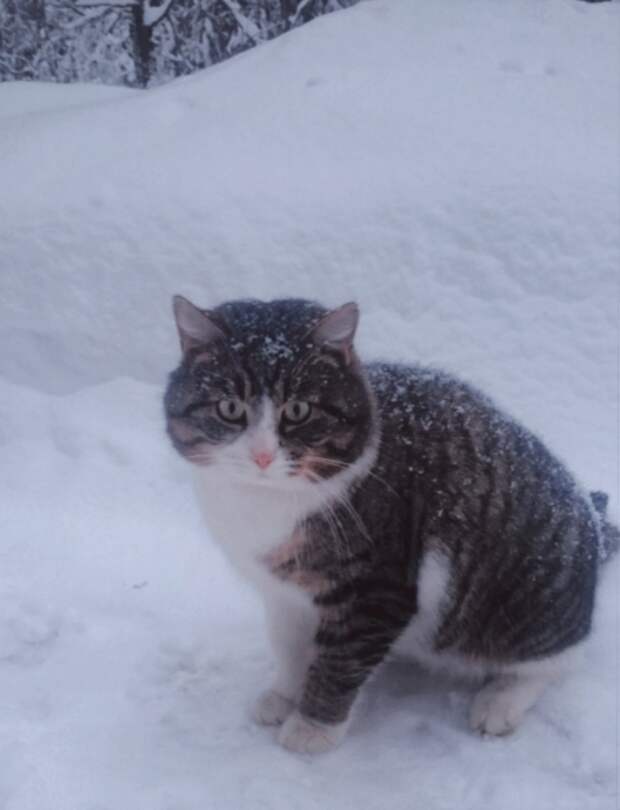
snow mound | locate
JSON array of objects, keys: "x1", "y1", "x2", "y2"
[{"x1": 0, "y1": 0, "x2": 618, "y2": 808}]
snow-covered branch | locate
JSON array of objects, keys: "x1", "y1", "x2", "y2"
[
  {"x1": 71, "y1": 0, "x2": 137, "y2": 7},
  {"x1": 219, "y1": 0, "x2": 262, "y2": 44},
  {"x1": 0, "y1": 0, "x2": 357, "y2": 88},
  {"x1": 142, "y1": 0, "x2": 173, "y2": 28},
  {"x1": 50, "y1": 5, "x2": 119, "y2": 31},
  {"x1": 53, "y1": 0, "x2": 173, "y2": 27},
  {"x1": 289, "y1": 0, "x2": 314, "y2": 26}
]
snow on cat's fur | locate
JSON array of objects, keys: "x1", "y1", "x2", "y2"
[{"x1": 165, "y1": 296, "x2": 612, "y2": 753}]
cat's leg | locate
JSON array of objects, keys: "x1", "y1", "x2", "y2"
[
  {"x1": 469, "y1": 647, "x2": 582, "y2": 736},
  {"x1": 253, "y1": 589, "x2": 319, "y2": 727},
  {"x1": 278, "y1": 600, "x2": 407, "y2": 754}
]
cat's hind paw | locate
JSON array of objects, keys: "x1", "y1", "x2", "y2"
[
  {"x1": 278, "y1": 711, "x2": 348, "y2": 754},
  {"x1": 252, "y1": 689, "x2": 295, "y2": 726}
]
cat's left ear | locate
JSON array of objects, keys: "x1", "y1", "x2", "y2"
[
  {"x1": 312, "y1": 302, "x2": 359, "y2": 365},
  {"x1": 172, "y1": 295, "x2": 224, "y2": 354}
]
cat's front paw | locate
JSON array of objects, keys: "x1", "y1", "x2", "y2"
[
  {"x1": 278, "y1": 711, "x2": 348, "y2": 754},
  {"x1": 470, "y1": 680, "x2": 524, "y2": 737},
  {"x1": 252, "y1": 689, "x2": 295, "y2": 726}
]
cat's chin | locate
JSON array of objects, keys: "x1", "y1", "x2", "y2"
[
  {"x1": 200, "y1": 465, "x2": 320, "y2": 493},
  {"x1": 229, "y1": 474, "x2": 319, "y2": 493}
]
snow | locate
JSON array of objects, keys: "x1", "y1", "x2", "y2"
[
  {"x1": 0, "y1": 0, "x2": 618, "y2": 807},
  {"x1": 0, "y1": 81, "x2": 137, "y2": 120}
]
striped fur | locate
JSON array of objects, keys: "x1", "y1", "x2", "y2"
[{"x1": 164, "y1": 298, "x2": 616, "y2": 751}]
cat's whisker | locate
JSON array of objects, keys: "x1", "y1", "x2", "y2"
[
  {"x1": 319, "y1": 498, "x2": 352, "y2": 558},
  {"x1": 301, "y1": 468, "x2": 349, "y2": 555},
  {"x1": 329, "y1": 490, "x2": 374, "y2": 549},
  {"x1": 304, "y1": 455, "x2": 400, "y2": 498}
]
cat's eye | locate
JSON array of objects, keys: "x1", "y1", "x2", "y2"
[
  {"x1": 216, "y1": 398, "x2": 246, "y2": 423},
  {"x1": 282, "y1": 400, "x2": 311, "y2": 424}
]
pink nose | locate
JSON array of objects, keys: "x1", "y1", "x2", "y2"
[{"x1": 252, "y1": 451, "x2": 274, "y2": 470}]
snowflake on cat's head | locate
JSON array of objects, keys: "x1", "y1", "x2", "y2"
[{"x1": 262, "y1": 333, "x2": 295, "y2": 361}]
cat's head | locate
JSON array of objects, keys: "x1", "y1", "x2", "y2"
[{"x1": 164, "y1": 297, "x2": 376, "y2": 490}]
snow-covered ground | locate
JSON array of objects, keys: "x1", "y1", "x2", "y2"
[{"x1": 1, "y1": 0, "x2": 619, "y2": 807}]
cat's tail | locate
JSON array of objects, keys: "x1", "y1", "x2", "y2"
[{"x1": 590, "y1": 490, "x2": 620, "y2": 563}]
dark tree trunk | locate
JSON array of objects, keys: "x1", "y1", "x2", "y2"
[
  {"x1": 280, "y1": 0, "x2": 296, "y2": 25},
  {"x1": 130, "y1": 3, "x2": 151, "y2": 87}
]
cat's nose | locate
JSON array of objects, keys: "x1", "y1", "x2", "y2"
[{"x1": 252, "y1": 451, "x2": 274, "y2": 470}]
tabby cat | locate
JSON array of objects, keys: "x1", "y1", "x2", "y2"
[{"x1": 164, "y1": 296, "x2": 617, "y2": 754}]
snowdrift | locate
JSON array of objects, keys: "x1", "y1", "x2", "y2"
[{"x1": 0, "y1": 0, "x2": 618, "y2": 808}]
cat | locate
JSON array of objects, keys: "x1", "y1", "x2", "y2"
[{"x1": 164, "y1": 295, "x2": 617, "y2": 754}]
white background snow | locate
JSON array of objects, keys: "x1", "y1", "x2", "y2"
[{"x1": 0, "y1": 0, "x2": 618, "y2": 807}]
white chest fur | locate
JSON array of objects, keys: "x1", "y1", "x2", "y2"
[
  {"x1": 191, "y1": 467, "x2": 317, "y2": 589},
  {"x1": 192, "y1": 467, "x2": 322, "y2": 699}
]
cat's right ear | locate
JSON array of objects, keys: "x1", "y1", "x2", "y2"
[{"x1": 172, "y1": 295, "x2": 224, "y2": 354}]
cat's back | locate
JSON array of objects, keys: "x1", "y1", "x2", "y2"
[
  {"x1": 363, "y1": 360, "x2": 600, "y2": 662},
  {"x1": 365, "y1": 360, "x2": 598, "y2": 553},
  {"x1": 367, "y1": 360, "x2": 529, "y2": 442},
  {"x1": 365, "y1": 360, "x2": 589, "y2": 510}
]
